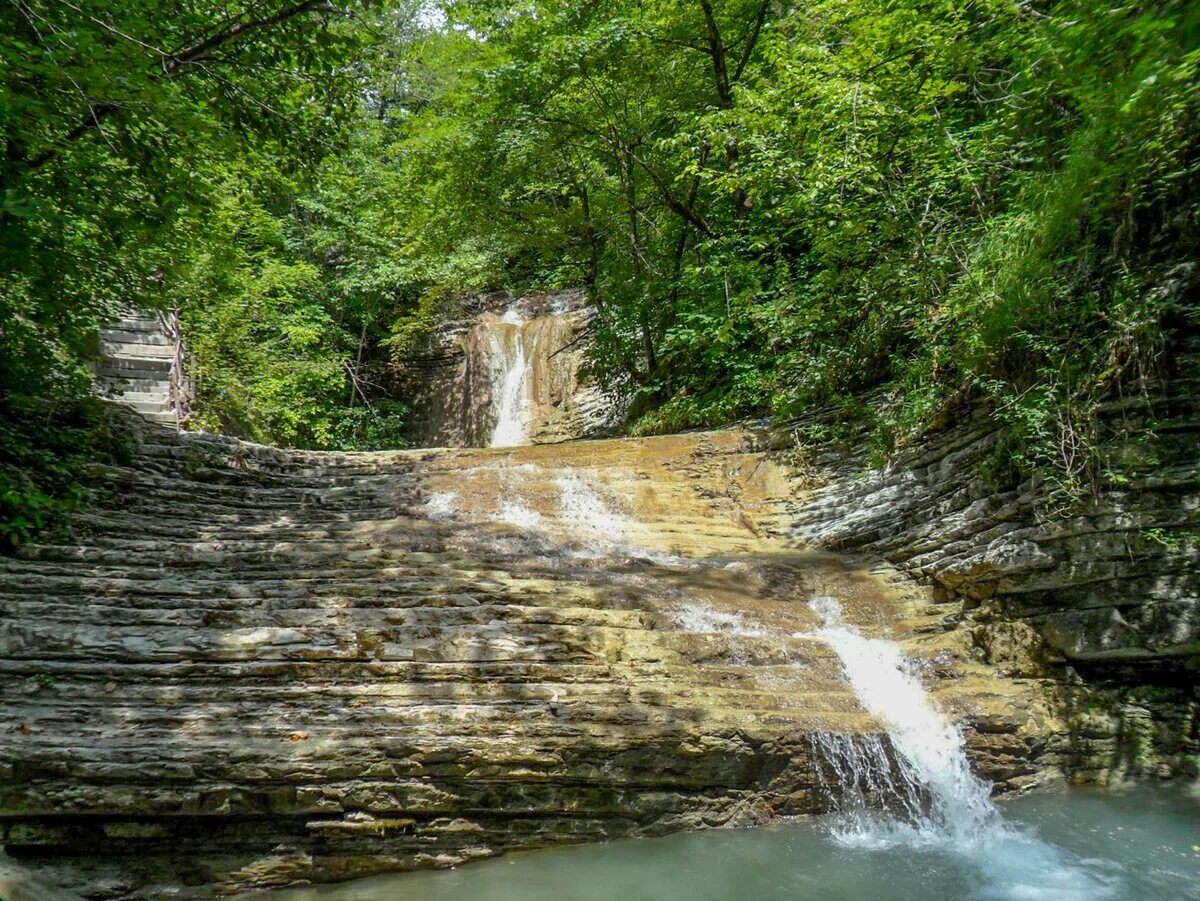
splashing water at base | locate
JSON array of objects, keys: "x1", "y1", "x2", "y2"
[
  {"x1": 422, "y1": 491, "x2": 457, "y2": 521},
  {"x1": 803, "y1": 595, "x2": 996, "y2": 844},
  {"x1": 799, "y1": 596, "x2": 1119, "y2": 900},
  {"x1": 265, "y1": 787, "x2": 1196, "y2": 901}
]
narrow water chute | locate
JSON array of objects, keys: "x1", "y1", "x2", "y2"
[
  {"x1": 800, "y1": 597, "x2": 1118, "y2": 899},
  {"x1": 488, "y1": 308, "x2": 535, "y2": 447}
]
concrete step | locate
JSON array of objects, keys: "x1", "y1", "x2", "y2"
[
  {"x1": 101, "y1": 341, "x2": 176, "y2": 360},
  {"x1": 141, "y1": 412, "x2": 180, "y2": 424},
  {"x1": 103, "y1": 329, "x2": 172, "y2": 346},
  {"x1": 97, "y1": 373, "x2": 172, "y2": 388},
  {"x1": 99, "y1": 354, "x2": 172, "y2": 369},
  {"x1": 97, "y1": 364, "x2": 173, "y2": 381},
  {"x1": 115, "y1": 316, "x2": 166, "y2": 331},
  {"x1": 100, "y1": 381, "x2": 174, "y2": 395},
  {"x1": 115, "y1": 397, "x2": 171, "y2": 413}
]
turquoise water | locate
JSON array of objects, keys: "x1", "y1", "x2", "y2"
[{"x1": 270, "y1": 787, "x2": 1199, "y2": 901}]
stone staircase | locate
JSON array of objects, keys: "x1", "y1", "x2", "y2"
[
  {"x1": 95, "y1": 313, "x2": 182, "y2": 425},
  {"x1": 0, "y1": 422, "x2": 1057, "y2": 898}
]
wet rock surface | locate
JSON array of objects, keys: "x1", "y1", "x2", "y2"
[
  {"x1": 0, "y1": 420, "x2": 1056, "y2": 897},
  {"x1": 398, "y1": 290, "x2": 623, "y2": 447},
  {"x1": 786, "y1": 343, "x2": 1200, "y2": 780}
]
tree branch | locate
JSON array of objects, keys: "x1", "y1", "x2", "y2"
[
  {"x1": 633, "y1": 153, "x2": 715, "y2": 237},
  {"x1": 21, "y1": 1, "x2": 340, "y2": 172},
  {"x1": 697, "y1": 0, "x2": 750, "y2": 216},
  {"x1": 697, "y1": 0, "x2": 733, "y2": 109},
  {"x1": 524, "y1": 111, "x2": 716, "y2": 238},
  {"x1": 162, "y1": 0, "x2": 335, "y2": 75},
  {"x1": 732, "y1": 0, "x2": 770, "y2": 82}
]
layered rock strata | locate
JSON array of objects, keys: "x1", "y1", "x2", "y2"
[
  {"x1": 0, "y1": 420, "x2": 1054, "y2": 897},
  {"x1": 786, "y1": 336, "x2": 1200, "y2": 781}
]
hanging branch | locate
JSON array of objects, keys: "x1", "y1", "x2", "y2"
[
  {"x1": 733, "y1": 0, "x2": 770, "y2": 81},
  {"x1": 22, "y1": 0, "x2": 341, "y2": 172}
]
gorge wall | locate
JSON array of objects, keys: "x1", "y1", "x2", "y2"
[
  {"x1": 785, "y1": 330, "x2": 1200, "y2": 782},
  {"x1": 1, "y1": 312, "x2": 1195, "y2": 897},
  {"x1": 399, "y1": 290, "x2": 623, "y2": 448}
]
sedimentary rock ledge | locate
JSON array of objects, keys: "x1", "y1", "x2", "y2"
[{"x1": 1, "y1": 423, "x2": 1056, "y2": 897}]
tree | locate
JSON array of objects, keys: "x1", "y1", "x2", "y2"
[
  {"x1": 379, "y1": 0, "x2": 1200, "y2": 462},
  {"x1": 0, "y1": 1, "x2": 382, "y2": 544}
]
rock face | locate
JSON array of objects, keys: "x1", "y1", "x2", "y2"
[
  {"x1": 0, "y1": 853, "x2": 84, "y2": 901},
  {"x1": 0, "y1": 419, "x2": 1056, "y2": 898},
  {"x1": 791, "y1": 417, "x2": 1199, "y2": 669},
  {"x1": 786, "y1": 336, "x2": 1200, "y2": 781},
  {"x1": 399, "y1": 291, "x2": 624, "y2": 447}
]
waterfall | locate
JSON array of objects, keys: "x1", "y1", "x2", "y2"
[
  {"x1": 400, "y1": 291, "x2": 625, "y2": 448},
  {"x1": 801, "y1": 596, "x2": 1116, "y2": 900},
  {"x1": 802, "y1": 596, "x2": 996, "y2": 844},
  {"x1": 488, "y1": 309, "x2": 534, "y2": 447}
]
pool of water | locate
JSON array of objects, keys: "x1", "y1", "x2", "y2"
[{"x1": 268, "y1": 787, "x2": 1199, "y2": 901}]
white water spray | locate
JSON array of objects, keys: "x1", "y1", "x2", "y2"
[
  {"x1": 800, "y1": 596, "x2": 1117, "y2": 900},
  {"x1": 488, "y1": 314, "x2": 533, "y2": 447},
  {"x1": 423, "y1": 491, "x2": 458, "y2": 521},
  {"x1": 551, "y1": 471, "x2": 680, "y2": 561},
  {"x1": 673, "y1": 603, "x2": 764, "y2": 637},
  {"x1": 554, "y1": 472, "x2": 630, "y2": 543},
  {"x1": 804, "y1": 595, "x2": 996, "y2": 844},
  {"x1": 498, "y1": 501, "x2": 542, "y2": 529}
]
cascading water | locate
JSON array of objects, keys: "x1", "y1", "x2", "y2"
[
  {"x1": 553, "y1": 471, "x2": 631, "y2": 552},
  {"x1": 804, "y1": 595, "x2": 996, "y2": 845},
  {"x1": 800, "y1": 596, "x2": 1118, "y2": 900},
  {"x1": 270, "y1": 434, "x2": 1193, "y2": 901},
  {"x1": 672, "y1": 603, "x2": 764, "y2": 637},
  {"x1": 488, "y1": 309, "x2": 534, "y2": 447},
  {"x1": 398, "y1": 291, "x2": 625, "y2": 448},
  {"x1": 422, "y1": 491, "x2": 458, "y2": 521}
]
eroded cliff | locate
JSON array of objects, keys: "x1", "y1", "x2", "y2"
[
  {"x1": 785, "y1": 335, "x2": 1199, "y2": 782},
  {"x1": 0, "y1": 420, "x2": 1059, "y2": 898},
  {"x1": 398, "y1": 291, "x2": 623, "y2": 448}
]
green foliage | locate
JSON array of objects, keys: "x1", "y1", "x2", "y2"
[
  {"x1": 0, "y1": 394, "x2": 130, "y2": 551},
  {"x1": 3, "y1": 0, "x2": 1198, "y2": 539},
  {"x1": 378, "y1": 0, "x2": 1198, "y2": 484},
  {"x1": 171, "y1": 117, "x2": 422, "y2": 449},
  {"x1": 1, "y1": 2, "x2": 390, "y2": 544}
]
